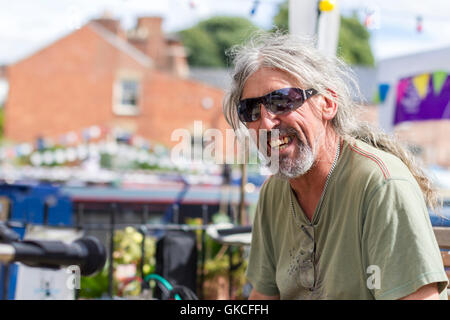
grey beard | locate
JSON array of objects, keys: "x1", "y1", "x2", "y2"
[{"x1": 274, "y1": 137, "x2": 316, "y2": 180}]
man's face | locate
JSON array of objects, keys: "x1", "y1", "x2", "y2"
[{"x1": 241, "y1": 67, "x2": 325, "y2": 179}]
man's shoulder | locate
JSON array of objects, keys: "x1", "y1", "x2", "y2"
[
  {"x1": 345, "y1": 139, "x2": 415, "y2": 183},
  {"x1": 259, "y1": 175, "x2": 289, "y2": 196},
  {"x1": 257, "y1": 175, "x2": 293, "y2": 209}
]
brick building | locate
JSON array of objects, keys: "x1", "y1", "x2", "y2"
[
  {"x1": 4, "y1": 16, "x2": 229, "y2": 148},
  {"x1": 358, "y1": 105, "x2": 450, "y2": 168},
  {"x1": 0, "y1": 65, "x2": 7, "y2": 106}
]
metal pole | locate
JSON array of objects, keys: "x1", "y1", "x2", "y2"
[
  {"x1": 238, "y1": 163, "x2": 247, "y2": 226},
  {"x1": 76, "y1": 203, "x2": 84, "y2": 229},
  {"x1": 173, "y1": 204, "x2": 179, "y2": 224},
  {"x1": 289, "y1": 0, "x2": 340, "y2": 57},
  {"x1": 140, "y1": 206, "x2": 149, "y2": 282},
  {"x1": 143, "y1": 204, "x2": 149, "y2": 224},
  {"x1": 200, "y1": 204, "x2": 208, "y2": 299},
  {"x1": 228, "y1": 246, "x2": 233, "y2": 299},
  {"x1": 108, "y1": 203, "x2": 117, "y2": 298},
  {"x1": 1, "y1": 264, "x2": 9, "y2": 300},
  {"x1": 139, "y1": 225, "x2": 147, "y2": 293}
]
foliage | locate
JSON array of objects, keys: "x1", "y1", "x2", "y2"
[
  {"x1": 202, "y1": 244, "x2": 248, "y2": 299},
  {"x1": 113, "y1": 226, "x2": 156, "y2": 268},
  {"x1": 185, "y1": 214, "x2": 247, "y2": 299},
  {"x1": 79, "y1": 219, "x2": 249, "y2": 299},
  {"x1": 179, "y1": 27, "x2": 223, "y2": 67},
  {"x1": 79, "y1": 264, "x2": 110, "y2": 299},
  {"x1": 179, "y1": 16, "x2": 261, "y2": 67},
  {"x1": 272, "y1": 1, "x2": 374, "y2": 66},
  {"x1": 272, "y1": 0, "x2": 289, "y2": 32},
  {"x1": 78, "y1": 227, "x2": 157, "y2": 299},
  {"x1": 337, "y1": 15, "x2": 374, "y2": 66}
]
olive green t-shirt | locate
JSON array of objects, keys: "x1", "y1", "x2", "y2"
[{"x1": 246, "y1": 139, "x2": 448, "y2": 300}]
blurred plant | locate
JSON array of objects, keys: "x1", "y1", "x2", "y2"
[
  {"x1": 113, "y1": 226, "x2": 156, "y2": 297},
  {"x1": 203, "y1": 245, "x2": 248, "y2": 300},
  {"x1": 338, "y1": 15, "x2": 374, "y2": 66},
  {"x1": 191, "y1": 210, "x2": 248, "y2": 299},
  {"x1": 79, "y1": 264, "x2": 110, "y2": 299},
  {"x1": 212, "y1": 211, "x2": 231, "y2": 224},
  {"x1": 78, "y1": 226, "x2": 156, "y2": 299},
  {"x1": 179, "y1": 16, "x2": 261, "y2": 67},
  {"x1": 113, "y1": 226, "x2": 156, "y2": 273},
  {"x1": 185, "y1": 217, "x2": 203, "y2": 249}
]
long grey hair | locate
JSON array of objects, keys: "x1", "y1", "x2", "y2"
[{"x1": 223, "y1": 32, "x2": 438, "y2": 210}]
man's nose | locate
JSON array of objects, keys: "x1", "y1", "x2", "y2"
[{"x1": 259, "y1": 105, "x2": 280, "y2": 130}]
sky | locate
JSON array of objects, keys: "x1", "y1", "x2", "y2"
[{"x1": 1, "y1": 0, "x2": 450, "y2": 65}]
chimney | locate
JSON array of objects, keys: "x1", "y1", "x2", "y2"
[
  {"x1": 127, "y1": 17, "x2": 189, "y2": 77},
  {"x1": 132, "y1": 17, "x2": 166, "y2": 68},
  {"x1": 0, "y1": 65, "x2": 8, "y2": 106},
  {"x1": 166, "y1": 37, "x2": 189, "y2": 78},
  {"x1": 0, "y1": 65, "x2": 6, "y2": 79},
  {"x1": 91, "y1": 11, "x2": 126, "y2": 40}
]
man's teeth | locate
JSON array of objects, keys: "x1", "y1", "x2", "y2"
[{"x1": 270, "y1": 136, "x2": 291, "y2": 148}]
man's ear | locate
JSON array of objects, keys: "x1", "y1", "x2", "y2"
[{"x1": 322, "y1": 89, "x2": 338, "y2": 121}]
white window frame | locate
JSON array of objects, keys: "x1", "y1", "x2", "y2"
[{"x1": 113, "y1": 76, "x2": 141, "y2": 116}]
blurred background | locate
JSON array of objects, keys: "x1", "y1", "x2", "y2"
[{"x1": 0, "y1": 0, "x2": 449, "y2": 300}]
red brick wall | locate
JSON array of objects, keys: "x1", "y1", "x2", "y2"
[
  {"x1": 5, "y1": 23, "x2": 230, "y2": 150},
  {"x1": 136, "y1": 17, "x2": 166, "y2": 68},
  {"x1": 6, "y1": 25, "x2": 123, "y2": 142},
  {"x1": 137, "y1": 70, "x2": 229, "y2": 147},
  {"x1": 357, "y1": 106, "x2": 450, "y2": 168}
]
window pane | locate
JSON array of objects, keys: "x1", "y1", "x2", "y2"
[{"x1": 121, "y1": 80, "x2": 139, "y2": 106}]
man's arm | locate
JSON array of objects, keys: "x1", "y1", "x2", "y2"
[
  {"x1": 399, "y1": 283, "x2": 440, "y2": 300},
  {"x1": 362, "y1": 179, "x2": 448, "y2": 299},
  {"x1": 249, "y1": 289, "x2": 280, "y2": 300}
]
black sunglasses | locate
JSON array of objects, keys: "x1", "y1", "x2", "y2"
[{"x1": 238, "y1": 87, "x2": 318, "y2": 123}]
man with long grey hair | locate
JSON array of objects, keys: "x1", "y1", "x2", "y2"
[{"x1": 223, "y1": 32, "x2": 448, "y2": 300}]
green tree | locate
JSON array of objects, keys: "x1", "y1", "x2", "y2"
[
  {"x1": 178, "y1": 27, "x2": 223, "y2": 67},
  {"x1": 272, "y1": 0, "x2": 289, "y2": 32},
  {"x1": 272, "y1": 1, "x2": 374, "y2": 66},
  {"x1": 179, "y1": 16, "x2": 260, "y2": 67},
  {"x1": 338, "y1": 15, "x2": 374, "y2": 66}
]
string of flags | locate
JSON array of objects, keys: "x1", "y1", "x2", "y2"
[
  {"x1": 373, "y1": 70, "x2": 450, "y2": 125},
  {"x1": 182, "y1": 0, "x2": 429, "y2": 35},
  {"x1": 361, "y1": 7, "x2": 446, "y2": 33},
  {"x1": 250, "y1": 0, "x2": 260, "y2": 16},
  {"x1": 185, "y1": 0, "x2": 280, "y2": 18},
  {"x1": 0, "y1": 125, "x2": 169, "y2": 166},
  {"x1": 374, "y1": 70, "x2": 449, "y2": 105},
  {"x1": 416, "y1": 15, "x2": 423, "y2": 33},
  {"x1": 0, "y1": 125, "x2": 221, "y2": 173}
]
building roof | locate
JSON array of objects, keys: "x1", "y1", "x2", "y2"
[
  {"x1": 188, "y1": 67, "x2": 233, "y2": 90},
  {"x1": 88, "y1": 22, "x2": 153, "y2": 68}
]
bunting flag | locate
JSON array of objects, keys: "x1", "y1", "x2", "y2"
[
  {"x1": 416, "y1": 15, "x2": 423, "y2": 33},
  {"x1": 372, "y1": 89, "x2": 380, "y2": 104},
  {"x1": 250, "y1": 0, "x2": 260, "y2": 16},
  {"x1": 0, "y1": 124, "x2": 157, "y2": 165},
  {"x1": 395, "y1": 71, "x2": 450, "y2": 125},
  {"x1": 412, "y1": 73, "x2": 430, "y2": 98},
  {"x1": 378, "y1": 83, "x2": 390, "y2": 104},
  {"x1": 396, "y1": 78, "x2": 410, "y2": 104},
  {"x1": 432, "y1": 70, "x2": 448, "y2": 96}
]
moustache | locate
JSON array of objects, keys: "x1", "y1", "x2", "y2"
[{"x1": 269, "y1": 127, "x2": 303, "y2": 146}]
